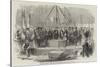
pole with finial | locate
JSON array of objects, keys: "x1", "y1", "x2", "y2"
[{"x1": 22, "y1": 8, "x2": 26, "y2": 29}]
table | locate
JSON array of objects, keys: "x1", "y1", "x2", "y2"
[{"x1": 48, "y1": 39, "x2": 66, "y2": 47}]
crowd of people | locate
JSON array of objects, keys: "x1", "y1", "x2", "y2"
[
  {"x1": 15, "y1": 26, "x2": 94, "y2": 57},
  {"x1": 34, "y1": 27, "x2": 82, "y2": 47}
]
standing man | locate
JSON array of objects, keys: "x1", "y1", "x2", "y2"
[{"x1": 22, "y1": 27, "x2": 34, "y2": 57}]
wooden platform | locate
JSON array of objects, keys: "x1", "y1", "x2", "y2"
[{"x1": 34, "y1": 46, "x2": 82, "y2": 55}]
